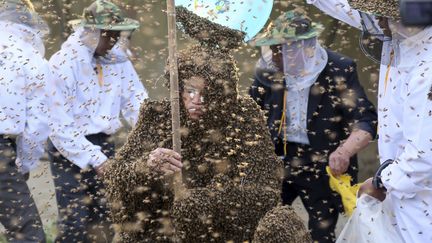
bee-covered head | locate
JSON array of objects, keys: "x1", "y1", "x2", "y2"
[{"x1": 166, "y1": 45, "x2": 239, "y2": 121}]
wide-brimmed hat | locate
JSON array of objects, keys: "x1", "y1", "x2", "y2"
[
  {"x1": 69, "y1": 0, "x2": 139, "y2": 31},
  {"x1": 249, "y1": 10, "x2": 323, "y2": 46},
  {"x1": 349, "y1": 0, "x2": 400, "y2": 19}
]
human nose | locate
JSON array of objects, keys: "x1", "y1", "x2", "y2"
[{"x1": 192, "y1": 93, "x2": 204, "y2": 104}]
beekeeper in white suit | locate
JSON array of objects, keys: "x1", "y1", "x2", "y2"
[
  {"x1": 0, "y1": 0, "x2": 50, "y2": 242},
  {"x1": 306, "y1": 0, "x2": 432, "y2": 242},
  {"x1": 48, "y1": 1, "x2": 148, "y2": 242}
]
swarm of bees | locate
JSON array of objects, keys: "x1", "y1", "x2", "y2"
[
  {"x1": 103, "y1": 6, "x2": 310, "y2": 243},
  {"x1": 176, "y1": 6, "x2": 245, "y2": 52}
]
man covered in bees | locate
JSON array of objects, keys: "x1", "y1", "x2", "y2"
[{"x1": 103, "y1": 7, "x2": 311, "y2": 243}]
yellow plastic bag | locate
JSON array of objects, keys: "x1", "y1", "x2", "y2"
[{"x1": 326, "y1": 166, "x2": 360, "y2": 216}]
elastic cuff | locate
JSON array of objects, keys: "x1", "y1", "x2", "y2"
[
  {"x1": 88, "y1": 152, "x2": 108, "y2": 168},
  {"x1": 372, "y1": 159, "x2": 393, "y2": 189},
  {"x1": 15, "y1": 158, "x2": 38, "y2": 174}
]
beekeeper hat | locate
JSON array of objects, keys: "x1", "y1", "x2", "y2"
[
  {"x1": 69, "y1": 0, "x2": 139, "y2": 31},
  {"x1": 249, "y1": 10, "x2": 324, "y2": 47}
]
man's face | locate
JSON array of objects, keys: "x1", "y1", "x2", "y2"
[
  {"x1": 269, "y1": 44, "x2": 284, "y2": 71},
  {"x1": 94, "y1": 30, "x2": 121, "y2": 56},
  {"x1": 182, "y1": 76, "x2": 206, "y2": 120},
  {"x1": 376, "y1": 16, "x2": 392, "y2": 37}
]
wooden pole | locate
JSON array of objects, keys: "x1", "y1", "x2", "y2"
[{"x1": 166, "y1": 0, "x2": 186, "y2": 200}]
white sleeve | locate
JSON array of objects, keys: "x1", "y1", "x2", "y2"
[
  {"x1": 381, "y1": 71, "x2": 432, "y2": 199},
  {"x1": 306, "y1": 0, "x2": 362, "y2": 29},
  {"x1": 14, "y1": 60, "x2": 50, "y2": 174},
  {"x1": 49, "y1": 55, "x2": 107, "y2": 169},
  {"x1": 120, "y1": 60, "x2": 148, "y2": 127}
]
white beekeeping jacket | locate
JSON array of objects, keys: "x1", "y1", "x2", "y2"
[
  {"x1": 308, "y1": 0, "x2": 432, "y2": 241},
  {"x1": 378, "y1": 27, "x2": 432, "y2": 197},
  {"x1": 377, "y1": 26, "x2": 432, "y2": 243},
  {"x1": 0, "y1": 21, "x2": 51, "y2": 173},
  {"x1": 306, "y1": 0, "x2": 362, "y2": 29},
  {"x1": 49, "y1": 28, "x2": 148, "y2": 169}
]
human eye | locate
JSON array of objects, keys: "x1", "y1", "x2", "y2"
[{"x1": 186, "y1": 88, "x2": 197, "y2": 98}]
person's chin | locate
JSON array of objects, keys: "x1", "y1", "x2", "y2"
[
  {"x1": 94, "y1": 51, "x2": 107, "y2": 57},
  {"x1": 95, "y1": 49, "x2": 111, "y2": 57},
  {"x1": 188, "y1": 110, "x2": 203, "y2": 120}
]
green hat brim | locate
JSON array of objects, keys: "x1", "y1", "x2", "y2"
[
  {"x1": 69, "y1": 17, "x2": 140, "y2": 31},
  {"x1": 249, "y1": 23, "x2": 324, "y2": 47}
]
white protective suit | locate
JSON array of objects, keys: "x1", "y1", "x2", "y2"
[
  {"x1": 307, "y1": 0, "x2": 432, "y2": 242},
  {"x1": 49, "y1": 27, "x2": 148, "y2": 169},
  {"x1": 0, "y1": 16, "x2": 51, "y2": 173}
]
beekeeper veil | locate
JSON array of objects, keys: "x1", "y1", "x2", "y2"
[
  {"x1": 281, "y1": 38, "x2": 327, "y2": 90},
  {"x1": 358, "y1": 12, "x2": 392, "y2": 65},
  {"x1": 388, "y1": 20, "x2": 425, "y2": 41},
  {"x1": 349, "y1": 0, "x2": 425, "y2": 66},
  {"x1": 0, "y1": 0, "x2": 49, "y2": 38},
  {"x1": 61, "y1": 25, "x2": 132, "y2": 64},
  {"x1": 101, "y1": 30, "x2": 134, "y2": 64},
  {"x1": 65, "y1": 25, "x2": 100, "y2": 54},
  {"x1": 0, "y1": 0, "x2": 49, "y2": 55},
  {"x1": 66, "y1": 0, "x2": 140, "y2": 64},
  {"x1": 252, "y1": 10, "x2": 326, "y2": 89},
  {"x1": 358, "y1": 12, "x2": 425, "y2": 66},
  {"x1": 259, "y1": 37, "x2": 327, "y2": 90}
]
